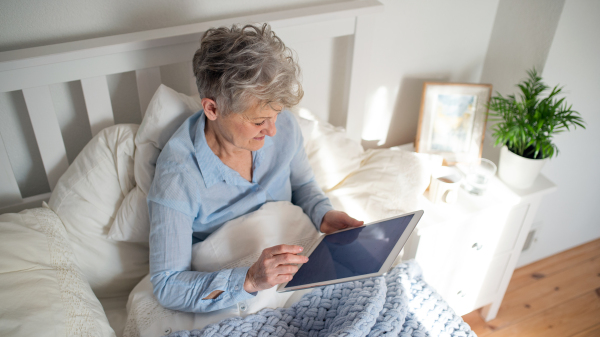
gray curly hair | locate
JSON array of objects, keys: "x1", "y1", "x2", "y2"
[{"x1": 193, "y1": 23, "x2": 303, "y2": 115}]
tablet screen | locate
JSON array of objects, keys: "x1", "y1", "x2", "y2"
[{"x1": 285, "y1": 214, "x2": 414, "y2": 288}]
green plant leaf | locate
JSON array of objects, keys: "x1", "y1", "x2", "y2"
[{"x1": 486, "y1": 67, "x2": 586, "y2": 159}]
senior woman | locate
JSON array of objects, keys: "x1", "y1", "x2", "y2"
[{"x1": 147, "y1": 24, "x2": 363, "y2": 313}]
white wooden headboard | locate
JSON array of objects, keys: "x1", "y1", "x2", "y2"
[{"x1": 0, "y1": 0, "x2": 383, "y2": 214}]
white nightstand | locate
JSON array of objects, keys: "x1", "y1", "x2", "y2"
[{"x1": 402, "y1": 171, "x2": 557, "y2": 321}]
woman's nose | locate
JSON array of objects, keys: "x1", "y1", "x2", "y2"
[{"x1": 264, "y1": 120, "x2": 276, "y2": 137}]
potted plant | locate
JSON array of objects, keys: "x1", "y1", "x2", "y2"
[{"x1": 488, "y1": 68, "x2": 585, "y2": 189}]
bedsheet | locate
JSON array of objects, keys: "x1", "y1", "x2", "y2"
[{"x1": 165, "y1": 260, "x2": 475, "y2": 337}]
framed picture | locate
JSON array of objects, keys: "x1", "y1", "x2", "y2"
[{"x1": 415, "y1": 82, "x2": 492, "y2": 164}]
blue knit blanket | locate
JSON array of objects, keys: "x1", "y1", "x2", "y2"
[{"x1": 165, "y1": 260, "x2": 475, "y2": 337}]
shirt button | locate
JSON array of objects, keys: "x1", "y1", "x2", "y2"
[
  {"x1": 239, "y1": 302, "x2": 247, "y2": 312},
  {"x1": 235, "y1": 286, "x2": 240, "y2": 291},
  {"x1": 163, "y1": 327, "x2": 172, "y2": 334}
]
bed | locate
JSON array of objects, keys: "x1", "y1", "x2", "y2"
[{"x1": 0, "y1": 1, "x2": 475, "y2": 336}]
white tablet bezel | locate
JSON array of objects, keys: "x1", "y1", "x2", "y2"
[{"x1": 276, "y1": 210, "x2": 424, "y2": 293}]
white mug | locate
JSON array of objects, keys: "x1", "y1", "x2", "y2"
[{"x1": 428, "y1": 166, "x2": 462, "y2": 204}]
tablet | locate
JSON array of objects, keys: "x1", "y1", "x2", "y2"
[{"x1": 277, "y1": 210, "x2": 423, "y2": 293}]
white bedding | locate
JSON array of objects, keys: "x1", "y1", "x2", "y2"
[{"x1": 0, "y1": 206, "x2": 115, "y2": 336}]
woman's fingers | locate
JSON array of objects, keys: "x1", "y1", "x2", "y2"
[
  {"x1": 340, "y1": 211, "x2": 363, "y2": 227},
  {"x1": 272, "y1": 253, "x2": 308, "y2": 266},
  {"x1": 245, "y1": 245, "x2": 307, "y2": 291},
  {"x1": 266, "y1": 244, "x2": 303, "y2": 256},
  {"x1": 274, "y1": 264, "x2": 299, "y2": 275}
]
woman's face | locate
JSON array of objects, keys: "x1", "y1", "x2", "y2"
[{"x1": 215, "y1": 101, "x2": 281, "y2": 152}]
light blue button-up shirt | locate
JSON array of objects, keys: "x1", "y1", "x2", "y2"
[{"x1": 147, "y1": 110, "x2": 333, "y2": 313}]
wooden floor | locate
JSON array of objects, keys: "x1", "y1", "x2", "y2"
[{"x1": 462, "y1": 238, "x2": 600, "y2": 337}]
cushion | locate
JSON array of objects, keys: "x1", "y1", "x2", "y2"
[
  {"x1": 110, "y1": 85, "x2": 202, "y2": 243},
  {"x1": 293, "y1": 107, "x2": 365, "y2": 192},
  {"x1": 48, "y1": 124, "x2": 149, "y2": 299},
  {"x1": 123, "y1": 201, "x2": 319, "y2": 337},
  {"x1": 326, "y1": 148, "x2": 443, "y2": 223},
  {"x1": 0, "y1": 206, "x2": 115, "y2": 336}
]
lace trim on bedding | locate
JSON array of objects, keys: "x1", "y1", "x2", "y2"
[
  {"x1": 32, "y1": 206, "x2": 100, "y2": 336},
  {"x1": 123, "y1": 297, "x2": 178, "y2": 337}
]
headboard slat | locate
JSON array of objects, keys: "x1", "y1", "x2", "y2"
[
  {"x1": 0, "y1": 133, "x2": 23, "y2": 207},
  {"x1": 22, "y1": 86, "x2": 69, "y2": 190},
  {"x1": 135, "y1": 67, "x2": 162, "y2": 117},
  {"x1": 81, "y1": 76, "x2": 115, "y2": 136},
  {"x1": 345, "y1": 15, "x2": 377, "y2": 143}
]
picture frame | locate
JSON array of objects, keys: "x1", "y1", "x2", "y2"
[{"x1": 415, "y1": 82, "x2": 492, "y2": 164}]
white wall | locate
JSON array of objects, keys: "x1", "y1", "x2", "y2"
[
  {"x1": 516, "y1": 0, "x2": 600, "y2": 267},
  {"x1": 359, "y1": 0, "x2": 499, "y2": 148}
]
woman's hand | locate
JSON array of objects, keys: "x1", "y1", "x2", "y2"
[
  {"x1": 319, "y1": 210, "x2": 364, "y2": 234},
  {"x1": 244, "y1": 244, "x2": 308, "y2": 293}
]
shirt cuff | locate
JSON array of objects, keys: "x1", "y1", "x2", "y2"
[
  {"x1": 312, "y1": 199, "x2": 334, "y2": 232},
  {"x1": 229, "y1": 266, "x2": 257, "y2": 302}
]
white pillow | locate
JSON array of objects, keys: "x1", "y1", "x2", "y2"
[
  {"x1": 0, "y1": 206, "x2": 115, "y2": 336},
  {"x1": 110, "y1": 85, "x2": 202, "y2": 242},
  {"x1": 302, "y1": 115, "x2": 364, "y2": 192},
  {"x1": 123, "y1": 201, "x2": 319, "y2": 337},
  {"x1": 326, "y1": 148, "x2": 443, "y2": 223},
  {"x1": 291, "y1": 113, "x2": 317, "y2": 148},
  {"x1": 48, "y1": 124, "x2": 149, "y2": 299}
]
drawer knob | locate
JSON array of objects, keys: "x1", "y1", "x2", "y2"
[{"x1": 472, "y1": 243, "x2": 483, "y2": 250}]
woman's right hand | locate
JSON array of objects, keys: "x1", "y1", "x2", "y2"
[{"x1": 244, "y1": 244, "x2": 308, "y2": 293}]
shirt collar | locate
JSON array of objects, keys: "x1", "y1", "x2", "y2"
[{"x1": 193, "y1": 110, "x2": 275, "y2": 188}]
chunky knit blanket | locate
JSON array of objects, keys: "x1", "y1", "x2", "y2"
[{"x1": 165, "y1": 260, "x2": 475, "y2": 337}]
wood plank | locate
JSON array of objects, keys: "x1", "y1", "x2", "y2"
[
  {"x1": 0, "y1": 132, "x2": 22, "y2": 207},
  {"x1": 484, "y1": 291, "x2": 600, "y2": 337},
  {"x1": 462, "y1": 309, "x2": 494, "y2": 337},
  {"x1": 135, "y1": 67, "x2": 162, "y2": 117},
  {"x1": 488, "y1": 255, "x2": 600, "y2": 330},
  {"x1": 22, "y1": 86, "x2": 69, "y2": 191},
  {"x1": 81, "y1": 76, "x2": 115, "y2": 136},
  {"x1": 571, "y1": 323, "x2": 600, "y2": 337},
  {"x1": 508, "y1": 238, "x2": 600, "y2": 293}
]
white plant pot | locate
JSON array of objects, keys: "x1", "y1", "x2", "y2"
[{"x1": 498, "y1": 146, "x2": 548, "y2": 189}]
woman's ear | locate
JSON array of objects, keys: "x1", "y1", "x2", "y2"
[{"x1": 201, "y1": 98, "x2": 219, "y2": 121}]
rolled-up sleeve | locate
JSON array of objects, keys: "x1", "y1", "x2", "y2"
[
  {"x1": 288, "y1": 121, "x2": 333, "y2": 231},
  {"x1": 148, "y1": 201, "x2": 255, "y2": 313}
]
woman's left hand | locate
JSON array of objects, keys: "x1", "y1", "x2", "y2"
[{"x1": 319, "y1": 210, "x2": 364, "y2": 234}]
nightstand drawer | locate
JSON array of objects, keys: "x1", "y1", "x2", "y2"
[
  {"x1": 449, "y1": 213, "x2": 502, "y2": 264},
  {"x1": 444, "y1": 252, "x2": 512, "y2": 315},
  {"x1": 454, "y1": 204, "x2": 527, "y2": 259}
]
